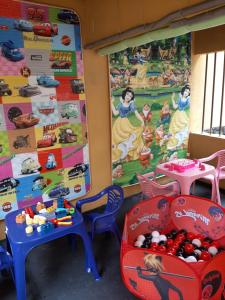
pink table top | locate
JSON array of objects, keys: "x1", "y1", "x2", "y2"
[{"x1": 155, "y1": 161, "x2": 215, "y2": 181}]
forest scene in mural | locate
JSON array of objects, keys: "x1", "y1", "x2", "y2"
[
  {"x1": 0, "y1": 0, "x2": 90, "y2": 219},
  {"x1": 110, "y1": 34, "x2": 191, "y2": 187}
]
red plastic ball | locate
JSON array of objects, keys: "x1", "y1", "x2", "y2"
[
  {"x1": 166, "y1": 239, "x2": 174, "y2": 247},
  {"x1": 157, "y1": 245, "x2": 167, "y2": 253},
  {"x1": 184, "y1": 243, "x2": 195, "y2": 254},
  {"x1": 200, "y1": 251, "x2": 211, "y2": 261},
  {"x1": 201, "y1": 241, "x2": 210, "y2": 249},
  {"x1": 186, "y1": 232, "x2": 195, "y2": 240},
  {"x1": 211, "y1": 241, "x2": 220, "y2": 248}
]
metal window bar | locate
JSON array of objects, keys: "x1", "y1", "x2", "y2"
[
  {"x1": 219, "y1": 51, "x2": 225, "y2": 135},
  {"x1": 209, "y1": 53, "x2": 217, "y2": 135},
  {"x1": 202, "y1": 54, "x2": 208, "y2": 133}
]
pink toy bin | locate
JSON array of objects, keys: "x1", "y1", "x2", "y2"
[{"x1": 121, "y1": 195, "x2": 225, "y2": 300}]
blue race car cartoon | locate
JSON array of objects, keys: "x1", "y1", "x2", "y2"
[
  {"x1": 48, "y1": 185, "x2": 70, "y2": 198},
  {"x1": 14, "y1": 19, "x2": 33, "y2": 32},
  {"x1": 57, "y1": 9, "x2": 79, "y2": 24},
  {"x1": 36, "y1": 75, "x2": 60, "y2": 87},
  {"x1": 1, "y1": 40, "x2": 24, "y2": 61}
]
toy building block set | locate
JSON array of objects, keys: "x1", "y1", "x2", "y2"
[
  {"x1": 121, "y1": 195, "x2": 225, "y2": 300},
  {"x1": 15, "y1": 197, "x2": 75, "y2": 235}
]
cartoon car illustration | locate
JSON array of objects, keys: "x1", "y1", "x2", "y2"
[
  {"x1": 51, "y1": 61, "x2": 72, "y2": 69},
  {"x1": 37, "y1": 75, "x2": 60, "y2": 87},
  {"x1": 57, "y1": 9, "x2": 79, "y2": 24},
  {"x1": 45, "y1": 153, "x2": 57, "y2": 169},
  {"x1": 12, "y1": 113, "x2": 39, "y2": 129},
  {"x1": 37, "y1": 132, "x2": 57, "y2": 148},
  {"x1": 68, "y1": 163, "x2": 88, "y2": 178},
  {"x1": 61, "y1": 103, "x2": 78, "y2": 119},
  {"x1": 1, "y1": 40, "x2": 24, "y2": 61},
  {"x1": 0, "y1": 79, "x2": 12, "y2": 96},
  {"x1": 0, "y1": 178, "x2": 19, "y2": 193},
  {"x1": 13, "y1": 135, "x2": 30, "y2": 149},
  {"x1": 19, "y1": 85, "x2": 41, "y2": 97},
  {"x1": 59, "y1": 128, "x2": 77, "y2": 144},
  {"x1": 48, "y1": 185, "x2": 70, "y2": 198},
  {"x1": 14, "y1": 19, "x2": 33, "y2": 31},
  {"x1": 21, "y1": 157, "x2": 41, "y2": 174},
  {"x1": 38, "y1": 106, "x2": 55, "y2": 115},
  {"x1": 0, "y1": 177, "x2": 20, "y2": 193},
  {"x1": 33, "y1": 23, "x2": 58, "y2": 37},
  {"x1": 70, "y1": 79, "x2": 84, "y2": 94},
  {"x1": 32, "y1": 176, "x2": 47, "y2": 191}
]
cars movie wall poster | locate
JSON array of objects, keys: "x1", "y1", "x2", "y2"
[
  {"x1": 110, "y1": 34, "x2": 191, "y2": 187},
  {"x1": 0, "y1": 0, "x2": 90, "y2": 219}
]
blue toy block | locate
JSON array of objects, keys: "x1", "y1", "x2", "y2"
[
  {"x1": 55, "y1": 208, "x2": 67, "y2": 218},
  {"x1": 57, "y1": 197, "x2": 64, "y2": 208}
]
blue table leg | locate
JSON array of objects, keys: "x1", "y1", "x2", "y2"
[
  {"x1": 76, "y1": 224, "x2": 101, "y2": 281},
  {"x1": 12, "y1": 245, "x2": 27, "y2": 300}
]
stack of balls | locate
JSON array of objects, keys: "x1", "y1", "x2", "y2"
[{"x1": 134, "y1": 229, "x2": 224, "y2": 262}]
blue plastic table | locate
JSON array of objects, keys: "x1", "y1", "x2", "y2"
[{"x1": 5, "y1": 208, "x2": 100, "y2": 300}]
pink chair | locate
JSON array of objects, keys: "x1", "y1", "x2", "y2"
[
  {"x1": 198, "y1": 149, "x2": 225, "y2": 204},
  {"x1": 136, "y1": 172, "x2": 180, "y2": 199}
]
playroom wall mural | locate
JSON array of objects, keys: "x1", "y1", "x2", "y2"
[
  {"x1": 110, "y1": 33, "x2": 191, "y2": 187},
  {"x1": 0, "y1": 0, "x2": 90, "y2": 219}
]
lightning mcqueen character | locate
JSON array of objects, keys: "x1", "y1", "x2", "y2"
[{"x1": 33, "y1": 23, "x2": 58, "y2": 37}]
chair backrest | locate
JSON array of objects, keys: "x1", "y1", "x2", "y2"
[
  {"x1": 216, "y1": 150, "x2": 225, "y2": 176},
  {"x1": 0, "y1": 245, "x2": 11, "y2": 271},
  {"x1": 136, "y1": 173, "x2": 161, "y2": 198},
  {"x1": 104, "y1": 185, "x2": 124, "y2": 215}
]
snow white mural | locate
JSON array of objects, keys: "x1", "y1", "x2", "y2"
[{"x1": 110, "y1": 34, "x2": 191, "y2": 186}]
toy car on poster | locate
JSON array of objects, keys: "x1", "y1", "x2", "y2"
[
  {"x1": 0, "y1": 177, "x2": 19, "y2": 193},
  {"x1": 14, "y1": 19, "x2": 33, "y2": 32},
  {"x1": 13, "y1": 135, "x2": 30, "y2": 149},
  {"x1": 68, "y1": 163, "x2": 88, "y2": 178},
  {"x1": 0, "y1": 79, "x2": 12, "y2": 96},
  {"x1": 21, "y1": 158, "x2": 41, "y2": 174},
  {"x1": 33, "y1": 23, "x2": 58, "y2": 37},
  {"x1": 32, "y1": 176, "x2": 48, "y2": 191},
  {"x1": 45, "y1": 153, "x2": 57, "y2": 169},
  {"x1": 19, "y1": 85, "x2": 41, "y2": 97},
  {"x1": 37, "y1": 132, "x2": 57, "y2": 148},
  {"x1": 59, "y1": 128, "x2": 77, "y2": 143},
  {"x1": 61, "y1": 103, "x2": 78, "y2": 119},
  {"x1": 57, "y1": 9, "x2": 79, "y2": 24},
  {"x1": 8, "y1": 107, "x2": 39, "y2": 129},
  {"x1": 48, "y1": 185, "x2": 70, "y2": 198},
  {"x1": 37, "y1": 75, "x2": 60, "y2": 87},
  {"x1": 1, "y1": 40, "x2": 24, "y2": 61}
]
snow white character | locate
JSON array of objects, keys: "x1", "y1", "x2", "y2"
[
  {"x1": 167, "y1": 85, "x2": 190, "y2": 151},
  {"x1": 111, "y1": 87, "x2": 144, "y2": 162},
  {"x1": 137, "y1": 254, "x2": 183, "y2": 300}
]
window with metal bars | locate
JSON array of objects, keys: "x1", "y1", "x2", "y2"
[{"x1": 202, "y1": 51, "x2": 225, "y2": 136}]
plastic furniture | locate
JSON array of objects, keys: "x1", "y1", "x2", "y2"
[
  {"x1": 0, "y1": 245, "x2": 13, "y2": 277},
  {"x1": 198, "y1": 149, "x2": 225, "y2": 203},
  {"x1": 136, "y1": 172, "x2": 180, "y2": 199},
  {"x1": 5, "y1": 207, "x2": 100, "y2": 300},
  {"x1": 155, "y1": 160, "x2": 221, "y2": 204},
  {"x1": 76, "y1": 185, "x2": 124, "y2": 243}
]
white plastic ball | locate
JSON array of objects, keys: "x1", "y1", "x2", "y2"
[
  {"x1": 151, "y1": 231, "x2": 160, "y2": 238},
  {"x1": 159, "y1": 234, "x2": 167, "y2": 242},
  {"x1": 134, "y1": 240, "x2": 143, "y2": 248},
  {"x1": 194, "y1": 249, "x2": 202, "y2": 257},
  {"x1": 185, "y1": 256, "x2": 197, "y2": 262},
  {"x1": 192, "y1": 239, "x2": 201, "y2": 248},
  {"x1": 137, "y1": 235, "x2": 145, "y2": 242},
  {"x1": 208, "y1": 246, "x2": 218, "y2": 256},
  {"x1": 151, "y1": 237, "x2": 160, "y2": 244}
]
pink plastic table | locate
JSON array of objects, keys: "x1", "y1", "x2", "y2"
[{"x1": 155, "y1": 161, "x2": 221, "y2": 205}]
